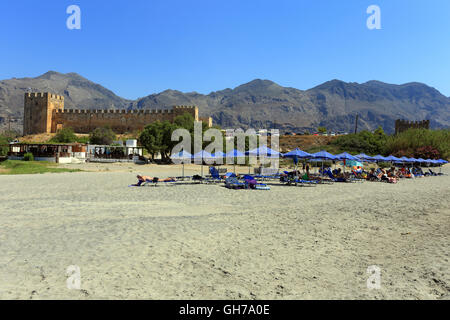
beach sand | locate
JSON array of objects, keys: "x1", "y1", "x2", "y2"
[{"x1": 0, "y1": 164, "x2": 449, "y2": 300}]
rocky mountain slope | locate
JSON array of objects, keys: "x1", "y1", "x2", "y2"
[{"x1": 1, "y1": 71, "x2": 449, "y2": 134}]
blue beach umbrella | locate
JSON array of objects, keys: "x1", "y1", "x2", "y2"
[
  {"x1": 192, "y1": 150, "x2": 213, "y2": 177},
  {"x1": 311, "y1": 150, "x2": 336, "y2": 160},
  {"x1": 225, "y1": 149, "x2": 245, "y2": 158},
  {"x1": 416, "y1": 158, "x2": 426, "y2": 165},
  {"x1": 355, "y1": 153, "x2": 375, "y2": 162},
  {"x1": 336, "y1": 152, "x2": 360, "y2": 171},
  {"x1": 336, "y1": 152, "x2": 359, "y2": 161},
  {"x1": 171, "y1": 150, "x2": 192, "y2": 178},
  {"x1": 372, "y1": 155, "x2": 388, "y2": 162},
  {"x1": 225, "y1": 149, "x2": 246, "y2": 174},
  {"x1": 385, "y1": 155, "x2": 402, "y2": 162},
  {"x1": 399, "y1": 156, "x2": 409, "y2": 162},
  {"x1": 283, "y1": 148, "x2": 312, "y2": 173},
  {"x1": 247, "y1": 145, "x2": 282, "y2": 158},
  {"x1": 247, "y1": 145, "x2": 282, "y2": 174},
  {"x1": 282, "y1": 148, "x2": 312, "y2": 159},
  {"x1": 395, "y1": 156, "x2": 410, "y2": 167},
  {"x1": 171, "y1": 150, "x2": 192, "y2": 160},
  {"x1": 311, "y1": 150, "x2": 336, "y2": 175}
]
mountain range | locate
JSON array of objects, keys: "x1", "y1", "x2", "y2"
[{"x1": 1, "y1": 71, "x2": 449, "y2": 134}]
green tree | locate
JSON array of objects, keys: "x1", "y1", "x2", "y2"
[
  {"x1": 174, "y1": 113, "x2": 196, "y2": 132},
  {"x1": 51, "y1": 127, "x2": 77, "y2": 143},
  {"x1": 330, "y1": 128, "x2": 387, "y2": 155},
  {"x1": 0, "y1": 134, "x2": 9, "y2": 156},
  {"x1": 139, "y1": 121, "x2": 178, "y2": 161},
  {"x1": 173, "y1": 112, "x2": 210, "y2": 150},
  {"x1": 89, "y1": 127, "x2": 117, "y2": 145},
  {"x1": 385, "y1": 128, "x2": 450, "y2": 159},
  {"x1": 317, "y1": 127, "x2": 327, "y2": 134}
]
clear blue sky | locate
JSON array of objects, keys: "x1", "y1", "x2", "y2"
[{"x1": 1, "y1": 0, "x2": 449, "y2": 99}]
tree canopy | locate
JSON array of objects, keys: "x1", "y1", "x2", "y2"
[
  {"x1": 89, "y1": 127, "x2": 117, "y2": 145},
  {"x1": 139, "y1": 121, "x2": 178, "y2": 161},
  {"x1": 51, "y1": 127, "x2": 77, "y2": 143},
  {"x1": 0, "y1": 134, "x2": 9, "y2": 156},
  {"x1": 139, "y1": 112, "x2": 212, "y2": 162}
]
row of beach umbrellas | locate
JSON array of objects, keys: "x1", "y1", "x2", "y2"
[
  {"x1": 280, "y1": 149, "x2": 448, "y2": 165},
  {"x1": 171, "y1": 147, "x2": 448, "y2": 177}
]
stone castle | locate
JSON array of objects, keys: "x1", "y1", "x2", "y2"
[
  {"x1": 394, "y1": 119, "x2": 430, "y2": 135},
  {"x1": 23, "y1": 92, "x2": 212, "y2": 135}
]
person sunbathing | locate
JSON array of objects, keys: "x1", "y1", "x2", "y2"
[
  {"x1": 387, "y1": 167, "x2": 399, "y2": 179},
  {"x1": 133, "y1": 175, "x2": 177, "y2": 186},
  {"x1": 380, "y1": 169, "x2": 398, "y2": 183},
  {"x1": 367, "y1": 168, "x2": 379, "y2": 181}
]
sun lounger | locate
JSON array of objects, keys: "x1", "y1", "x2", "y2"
[
  {"x1": 324, "y1": 170, "x2": 354, "y2": 183},
  {"x1": 428, "y1": 169, "x2": 444, "y2": 176},
  {"x1": 205, "y1": 167, "x2": 224, "y2": 183},
  {"x1": 225, "y1": 176, "x2": 246, "y2": 189},
  {"x1": 253, "y1": 168, "x2": 281, "y2": 180},
  {"x1": 242, "y1": 175, "x2": 271, "y2": 190},
  {"x1": 280, "y1": 171, "x2": 318, "y2": 187}
]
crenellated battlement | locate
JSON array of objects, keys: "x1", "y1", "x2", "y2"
[
  {"x1": 173, "y1": 105, "x2": 196, "y2": 109},
  {"x1": 53, "y1": 108, "x2": 176, "y2": 115},
  {"x1": 24, "y1": 92, "x2": 210, "y2": 134},
  {"x1": 395, "y1": 119, "x2": 430, "y2": 135},
  {"x1": 25, "y1": 92, "x2": 64, "y2": 100}
]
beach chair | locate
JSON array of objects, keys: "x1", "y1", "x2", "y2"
[
  {"x1": 324, "y1": 170, "x2": 351, "y2": 183},
  {"x1": 254, "y1": 168, "x2": 281, "y2": 181},
  {"x1": 242, "y1": 175, "x2": 271, "y2": 190},
  {"x1": 428, "y1": 169, "x2": 443, "y2": 176},
  {"x1": 281, "y1": 171, "x2": 317, "y2": 187},
  {"x1": 205, "y1": 166, "x2": 224, "y2": 183},
  {"x1": 225, "y1": 176, "x2": 246, "y2": 189},
  {"x1": 350, "y1": 170, "x2": 366, "y2": 182}
]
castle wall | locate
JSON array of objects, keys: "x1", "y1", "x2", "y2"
[
  {"x1": 24, "y1": 92, "x2": 211, "y2": 135},
  {"x1": 395, "y1": 119, "x2": 430, "y2": 135},
  {"x1": 51, "y1": 106, "x2": 202, "y2": 134},
  {"x1": 53, "y1": 109, "x2": 173, "y2": 133}
]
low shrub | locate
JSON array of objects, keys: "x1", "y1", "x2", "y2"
[
  {"x1": 50, "y1": 127, "x2": 77, "y2": 143},
  {"x1": 90, "y1": 127, "x2": 117, "y2": 145},
  {"x1": 23, "y1": 153, "x2": 34, "y2": 161}
]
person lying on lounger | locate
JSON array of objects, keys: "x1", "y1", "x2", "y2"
[
  {"x1": 380, "y1": 169, "x2": 398, "y2": 183},
  {"x1": 132, "y1": 175, "x2": 177, "y2": 186},
  {"x1": 387, "y1": 167, "x2": 400, "y2": 179},
  {"x1": 367, "y1": 168, "x2": 379, "y2": 181},
  {"x1": 397, "y1": 167, "x2": 412, "y2": 178}
]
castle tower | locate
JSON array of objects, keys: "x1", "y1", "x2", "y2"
[
  {"x1": 23, "y1": 93, "x2": 64, "y2": 135},
  {"x1": 172, "y1": 105, "x2": 199, "y2": 121}
]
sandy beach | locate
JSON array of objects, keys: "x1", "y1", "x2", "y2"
[{"x1": 0, "y1": 163, "x2": 449, "y2": 300}]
